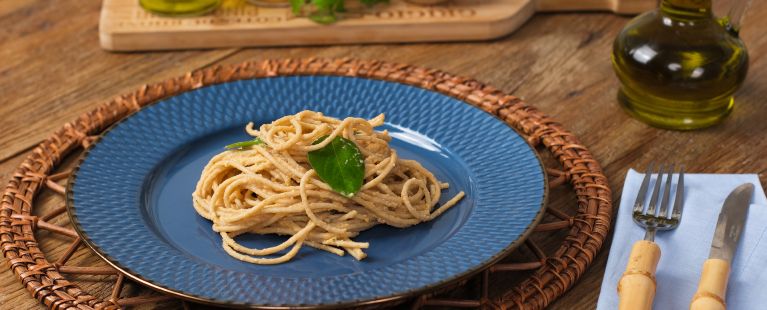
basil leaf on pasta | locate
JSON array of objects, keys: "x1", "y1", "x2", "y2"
[
  {"x1": 307, "y1": 136, "x2": 364, "y2": 197},
  {"x1": 225, "y1": 137, "x2": 264, "y2": 149}
]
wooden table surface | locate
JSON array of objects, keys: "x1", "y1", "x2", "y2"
[{"x1": 2, "y1": 0, "x2": 766, "y2": 309}]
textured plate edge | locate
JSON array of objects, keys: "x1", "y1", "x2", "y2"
[{"x1": 65, "y1": 75, "x2": 550, "y2": 309}]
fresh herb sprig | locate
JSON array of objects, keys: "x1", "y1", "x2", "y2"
[
  {"x1": 225, "y1": 137, "x2": 264, "y2": 149},
  {"x1": 290, "y1": 0, "x2": 388, "y2": 24},
  {"x1": 226, "y1": 135, "x2": 365, "y2": 197},
  {"x1": 307, "y1": 136, "x2": 365, "y2": 197}
]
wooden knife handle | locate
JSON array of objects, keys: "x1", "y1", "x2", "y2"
[
  {"x1": 690, "y1": 259, "x2": 730, "y2": 310},
  {"x1": 618, "y1": 240, "x2": 661, "y2": 310}
]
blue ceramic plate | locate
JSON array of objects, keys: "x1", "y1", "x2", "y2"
[{"x1": 67, "y1": 76, "x2": 547, "y2": 308}]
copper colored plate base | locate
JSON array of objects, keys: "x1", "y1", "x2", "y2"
[{"x1": 0, "y1": 58, "x2": 611, "y2": 309}]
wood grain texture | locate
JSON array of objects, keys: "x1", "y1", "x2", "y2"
[
  {"x1": 2, "y1": 0, "x2": 767, "y2": 309},
  {"x1": 534, "y1": 0, "x2": 655, "y2": 13}
]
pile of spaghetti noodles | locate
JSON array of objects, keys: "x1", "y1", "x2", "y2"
[{"x1": 192, "y1": 110, "x2": 464, "y2": 264}]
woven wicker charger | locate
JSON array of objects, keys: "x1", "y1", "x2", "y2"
[{"x1": 1, "y1": 58, "x2": 611, "y2": 310}]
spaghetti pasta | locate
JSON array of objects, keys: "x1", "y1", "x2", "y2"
[{"x1": 192, "y1": 110, "x2": 465, "y2": 264}]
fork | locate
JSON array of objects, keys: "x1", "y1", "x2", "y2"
[{"x1": 618, "y1": 163, "x2": 685, "y2": 310}]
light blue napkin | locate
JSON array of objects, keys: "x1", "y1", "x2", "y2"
[{"x1": 597, "y1": 169, "x2": 767, "y2": 310}]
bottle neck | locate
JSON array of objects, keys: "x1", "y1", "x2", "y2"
[{"x1": 660, "y1": 0, "x2": 713, "y2": 19}]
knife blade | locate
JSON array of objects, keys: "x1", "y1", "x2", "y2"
[
  {"x1": 690, "y1": 183, "x2": 754, "y2": 310},
  {"x1": 708, "y1": 183, "x2": 754, "y2": 262}
]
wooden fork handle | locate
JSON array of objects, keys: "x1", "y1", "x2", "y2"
[
  {"x1": 690, "y1": 259, "x2": 730, "y2": 310},
  {"x1": 618, "y1": 240, "x2": 661, "y2": 310}
]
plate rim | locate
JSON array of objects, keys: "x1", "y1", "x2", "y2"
[{"x1": 66, "y1": 75, "x2": 549, "y2": 309}]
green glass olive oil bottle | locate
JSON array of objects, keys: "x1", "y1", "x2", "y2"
[
  {"x1": 612, "y1": 0, "x2": 750, "y2": 129},
  {"x1": 140, "y1": 0, "x2": 221, "y2": 16}
]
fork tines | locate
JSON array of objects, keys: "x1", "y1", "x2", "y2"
[{"x1": 633, "y1": 163, "x2": 685, "y2": 225}]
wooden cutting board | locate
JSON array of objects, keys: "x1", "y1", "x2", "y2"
[{"x1": 100, "y1": 0, "x2": 655, "y2": 51}]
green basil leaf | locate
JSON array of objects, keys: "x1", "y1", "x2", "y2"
[
  {"x1": 307, "y1": 136, "x2": 364, "y2": 197},
  {"x1": 225, "y1": 137, "x2": 264, "y2": 149},
  {"x1": 289, "y1": 0, "x2": 304, "y2": 14},
  {"x1": 308, "y1": 11, "x2": 337, "y2": 24},
  {"x1": 311, "y1": 0, "x2": 336, "y2": 10}
]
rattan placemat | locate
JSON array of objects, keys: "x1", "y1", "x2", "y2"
[{"x1": 1, "y1": 58, "x2": 611, "y2": 309}]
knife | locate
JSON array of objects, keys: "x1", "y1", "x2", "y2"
[{"x1": 690, "y1": 183, "x2": 754, "y2": 310}]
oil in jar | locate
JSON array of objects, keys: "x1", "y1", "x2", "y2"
[{"x1": 612, "y1": 0, "x2": 749, "y2": 130}]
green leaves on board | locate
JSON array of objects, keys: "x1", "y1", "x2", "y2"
[
  {"x1": 290, "y1": 0, "x2": 388, "y2": 24},
  {"x1": 307, "y1": 136, "x2": 365, "y2": 198}
]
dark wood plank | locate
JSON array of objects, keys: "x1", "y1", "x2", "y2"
[{"x1": 0, "y1": 0, "x2": 240, "y2": 160}]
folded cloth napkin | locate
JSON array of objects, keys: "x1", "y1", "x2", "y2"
[{"x1": 597, "y1": 169, "x2": 767, "y2": 310}]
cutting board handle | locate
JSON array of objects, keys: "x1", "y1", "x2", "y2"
[{"x1": 535, "y1": 0, "x2": 657, "y2": 14}]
